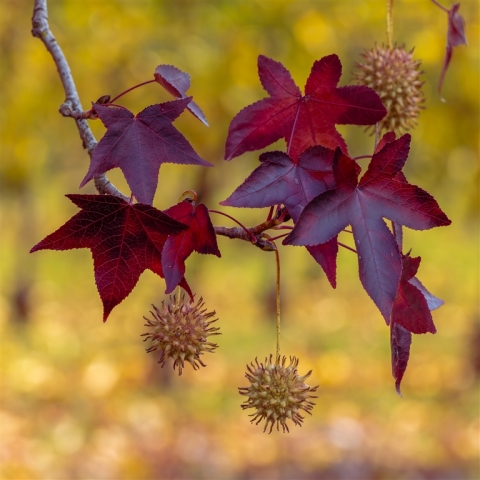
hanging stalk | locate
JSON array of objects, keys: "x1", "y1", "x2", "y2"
[
  {"x1": 386, "y1": 0, "x2": 394, "y2": 48},
  {"x1": 274, "y1": 244, "x2": 281, "y2": 360}
]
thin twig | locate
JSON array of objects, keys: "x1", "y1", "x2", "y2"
[
  {"x1": 31, "y1": 0, "x2": 128, "y2": 201},
  {"x1": 209, "y1": 210, "x2": 257, "y2": 243},
  {"x1": 109, "y1": 79, "x2": 156, "y2": 103},
  {"x1": 430, "y1": 0, "x2": 449, "y2": 12},
  {"x1": 338, "y1": 242, "x2": 357, "y2": 254}
]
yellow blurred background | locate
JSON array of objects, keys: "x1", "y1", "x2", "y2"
[{"x1": 1, "y1": 1, "x2": 479, "y2": 479}]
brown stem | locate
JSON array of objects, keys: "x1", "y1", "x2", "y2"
[
  {"x1": 213, "y1": 209, "x2": 289, "y2": 250},
  {"x1": 31, "y1": 0, "x2": 128, "y2": 201}
]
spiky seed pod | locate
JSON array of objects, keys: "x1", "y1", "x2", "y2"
[
  {"x1": 353, "y1": 44, "x2": 424, "y2": 133},
  {"x1": 142, "y1": 295, "x2": 220, "y2": 375},
  {"x1": 239, "y1": 355, "x2": 318, "y2": 433}
]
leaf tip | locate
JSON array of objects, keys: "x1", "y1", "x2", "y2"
[{"x1": 395, "y1": 382, "x2": 403, "y2": 397}]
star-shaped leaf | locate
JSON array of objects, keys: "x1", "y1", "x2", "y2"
[
  {"x1": 221, "y1": 145, "x2": 338, "y2": 285},
  {"x1": 154, "y1": 64, "x2": 209, "y2": 126},
  {"x1": 30, "y1": 194, "x2": 191, "y2": 321},
  {"x1": 80, "y1": 99, "x2": 212, "y2": 205},
  {"x1": 221, "y1": 145, "x2": 335, "y2": 220},
  {"x1": 162, "y1": 200, "x2": 221, "y2": 294},
  {"x1": 225, "y1": 54, "x2": 386, "y2": 161},
  {"x1": 284, "y1": 134, "x2": 451, "y2": 323}
]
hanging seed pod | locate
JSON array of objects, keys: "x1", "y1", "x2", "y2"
[
  {"x1": 239, "y1": 355, "x2": 318, "y2": 433},
  {"x1": 142, "y1": 295, "x2": 220, "y2": 375},
  {"x1": 354, "y1": 44, "x2": 424, "y2": 133}
]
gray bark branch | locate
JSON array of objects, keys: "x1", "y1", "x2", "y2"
[{"x1": 31, "y1": 0, "x2": 129, "y2": 201}]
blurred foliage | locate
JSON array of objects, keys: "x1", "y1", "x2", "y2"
[{"x1": 1, "y1": 0, "x2": 479, "y2": 479}]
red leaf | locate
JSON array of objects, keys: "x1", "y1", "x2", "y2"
[
  {"x1": 154, "y1": 64, "x2": 209, "y2": 126},
  {"x1": 437, "y1": 2, "x2": 467, "y2": 94},
  {"x1": 162, "y1": 201, "x2": 221, "y2": 293},
  {"x1": 30, "y1": 194, "x2": 190, "y2": 321},
  {"x1": 306, "y1": 239, "x2": 339, "y2": 288},
  {"x1": 222, "y1": 145, "x2": 338, "y2": 285},
  {"x1": 392, "y1": 254, "x2": 436, "y2": 334},
  {"x1": 80, "y1": 100, "x2": 212, "y2": 205},
  {"x1": 284, "y1": 134, "x2": 451, "y2": 323},
  {"x1": 225, "y1": 54, "x2": 386, "y2": 161},
  {"x1": 391, "y1": 321, "x2": 412, "y2": 396},
  {"x1": 409, "y1": 276, "x2": 444, "y2": 311}
]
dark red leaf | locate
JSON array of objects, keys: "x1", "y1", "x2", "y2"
[
  {"x1": 154, "y1": 64, "x2": 209, "y2": 126},
  {"x1": 225, "y1": 54, "x2": 386, "y2": 161},
  {"x1": 30, "y1": 194, "x2": 190, "y2": 321},
  {"x1": 162, "y1": 201, "x2": 221, "y2": 293},
  {"x1": 392, "y1": 254, "x2": 436, "y2": 334},
  {"x1": 306, "y1": 239, "x2": 338, "y2": 288},
  {"x1": 80, "y1": 100, "x2": 212, "y2": 205},
  {"x1": 409, "y1": 276, "x2": 444, "y2": 311},
  {"x1": 438, "y1": 2, "x2": 467, "y2": 94},
  {"x1": 391, "y1": 321, "x2": 412, "y2": 396},
  {"x1": 284, "y1": 134, "x2": 451, "y2": 323}
]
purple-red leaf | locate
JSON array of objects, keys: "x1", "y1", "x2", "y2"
[
  {"x1": 80, "y1": 100, "x2": 212, "y2": 205},
  {"x1": 284, "y1": 134, "x2": 451, "y2": 323},
  {"x1": 437, "y1": 2, "x2": 467, "y2": 94},
  {"x1": 391, "y1": 321, "x2": 412, "y2": 396},
  {"x1": 225, "y1": 54, "x2": 386, "y2": 161},
  {"x1": 392, "y1": 254, "x2": 436, "y2": 334},
  {"x1": 30, "y1": 194, "x2": 190, "y2": 321},
  {"x1": 221, "y1": 146, "x2": 335, "y2": 221},
  {"x1": 162, "y1": 201, "x2": 221, "y2": 293},
  {"x1": 154, "y1": 64, "x2": 209, "y2": 126}
]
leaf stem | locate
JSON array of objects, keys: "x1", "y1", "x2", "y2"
[
  {"x1": 109, "y1": 79, "x2": 157, "y2": 104},
  {"x1": 209, "y1": 210, "x2": 257, "y2": 243},
  {"x1": 430, "y1": 0, "x2": 449, "y2": 12},
  {"x1": 268, "y1": 233, "x2": 289, "y2": 242},
  {"x1": 386, "y1": 0, "x2": 394, "y2": 49},
  {"x1": 338, "y1": 242, "x2": 357, "y2": 254}
]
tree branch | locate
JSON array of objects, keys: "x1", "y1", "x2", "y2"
[
  {"x1": 31, "y1": 0, "x2": 129, "y2": 201},
  {"x1": 213, "y1": 210, "x2": 289, "y2": 251}
]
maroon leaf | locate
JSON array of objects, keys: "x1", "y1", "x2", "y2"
[
  {"x1": 225, "y1": 54, "x2": 386, "y2": 161},
  {"x1": 154, "y1": 64, "x2": 209, "y2": 126},
  {"x1": 284, "y1": 134, "x2": 451, "y2": 323},
  {"x1": 306, "y1": 239, "x2": 339, "y2": 288},
  {"x1": 409, "y1": 276, "x2": 444, "y2": 311},
  {"x1": 437, "y1": 2, "x2": 467, "y2": 94},
  {"x1": 392, "y1": 254, "x2": 436, "y2": 334},
  {"x1": 80, "y1": 99, "x2": 212, "y2": 205},
  {"x1": 391, "y1": 321, "x2": 412, "y2": 396},
  {"x1": 30, "y1": 194, "x2": 191, "y2": 321},
  {"x1": 162, "y1": 201, "x2": 221, "y2": 293}
]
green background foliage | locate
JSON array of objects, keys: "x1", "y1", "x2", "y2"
[{"x1": 1, "y1": 1, "x2": 479, "y2": 478}]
